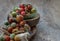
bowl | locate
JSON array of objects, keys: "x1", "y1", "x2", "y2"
[{"x1": 25, "y1": 14, "x2": 40, "y2": 27}]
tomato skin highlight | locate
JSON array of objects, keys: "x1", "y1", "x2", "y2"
[{"x1": 21, "y1": 11, "x2": 26, "y2": 16}]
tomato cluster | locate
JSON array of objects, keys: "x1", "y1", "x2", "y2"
[{"x1": 0, "y1": 4, "x2": 36, "y2": 41}]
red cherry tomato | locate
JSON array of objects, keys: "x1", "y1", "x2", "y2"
[
  {"x1": 4, "y1": 35, "x2": 10, "y2": 41},
  {"x1": 21, "y1": 11, "x2": 26, "y2": 16},
  {"x1": 8, "y1": 27, "x2": 13, "y2": 33},
  {"x1": 19, "y1": 4, "x2": 25, "y2": 8},
  {"x1": 8, "y1": 18, "x2": 13, "y2": 23},
  {"x1": 20, "y1": 8, "x2": 25, "y2": 12},
  {"x1": 27, "y1": 4, "x2": 32, "y2": 10}
]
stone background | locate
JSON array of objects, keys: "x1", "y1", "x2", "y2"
[{"x1": 0, "y1": 0, "x2": 60, "y2": 41}]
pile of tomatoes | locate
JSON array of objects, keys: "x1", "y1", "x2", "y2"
[{"x1": 0, "y1": 4, "x2": 36, "y2": 41}]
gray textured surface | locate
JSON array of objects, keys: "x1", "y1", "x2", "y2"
[{"x1": 0, "y1": 0, "x2": 60, "y2": 41}]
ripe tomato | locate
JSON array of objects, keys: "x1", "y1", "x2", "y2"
[
  {"x1": 8, "y1": 27, "x2": 13, "y2": 33},
  {"x1": 19, "y1": 4, "x2": 25, "y2": 8},
  {"x1": 21, "y1": 11, "x2": 26, "y2": 16},
  {"x1": 4, "y1": 35, "x2": 10, "y2": 41}
]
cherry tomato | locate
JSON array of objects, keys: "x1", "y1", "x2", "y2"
[
  {"x1": 21, "y1": 11, "x2": 26, "y2": 16},
  {"x1": 8, "y1": 27, "x2": 13, "y2": 33},
  {"x1": 16, "y1": 15, "x2": 24, "y2": 22},
  {"x1": 20, "y1": 8, "x2": 25, "y2": 12},
  {"x1": 8, "y1": 18, "x2": 13, "y2": 23},
  {"x1": 31, "y1": 8, "x2": 36, "y2": 13},
  {"x1": 4, "y1": 35, "x2": 10, "y2": 41},
  {"x1": 10, "y1": 34, "x2": 15, "y2": 39},
  {"x1": 19, "y1": 4, "x2": 25, "y2": 8},
  {"x1": 27, "y1": 4, "x2": 32, "y2": 10},
  {"x1": 11, "y1": 12, "x2": 17, "y2": 17},
  {"x1": 11, "y1": 22, "x2": 16, "y2": 28}
]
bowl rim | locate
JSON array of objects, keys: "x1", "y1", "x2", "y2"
[{"x1": 25, "y1": 14, "x2": 40, "y2": 21}]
